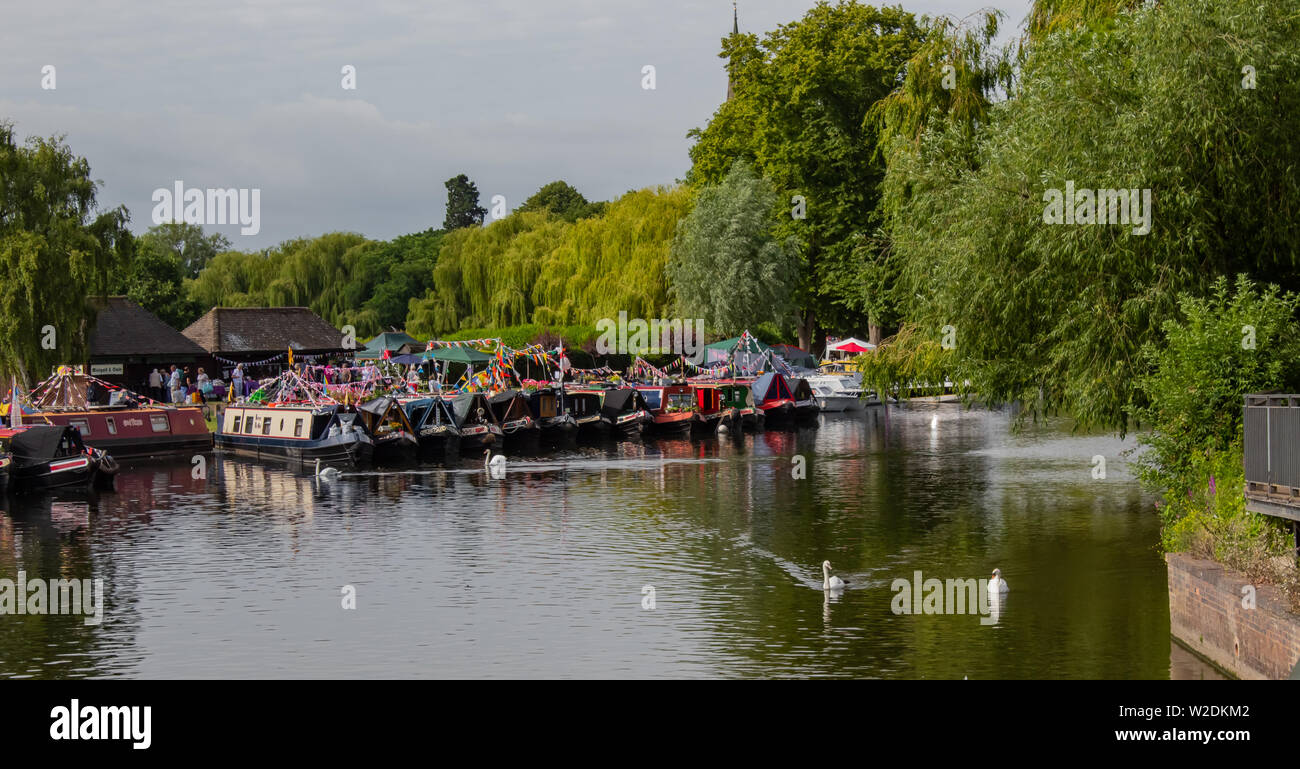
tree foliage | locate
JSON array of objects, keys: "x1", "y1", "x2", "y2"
[
  {"x1": 880, "y1": 0, "x2": 1300, "y2": 432},
  {"x1": 443, "y1": 174, "x2": 487, "y2": 230},
  {"x1": 667, "y1": 160, "x2": 798, "y2": 333},
  {"x1": 686, "y1": 0, "x2": 926, "y2": 346},
  {"x1": 518, "y1": 180, "x2": 605, "y2": 222},
  {"x1": 407, "y1": 187, "x2": 691, "y2": 338},
  {"x1": 0, "y1": 123, "x2": 132, "y2": 383}
]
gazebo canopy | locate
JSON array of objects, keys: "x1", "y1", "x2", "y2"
[{"x1": 427, "y1": 346, "x2": 493, "y2": 365}]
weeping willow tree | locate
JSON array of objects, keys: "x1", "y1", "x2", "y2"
[
  {"x1": 186, "y1": 230, "x2": 444, "y2": 336},
  {"x1": 406, "y1": 186, "x2": 692, "y2": 338},
  {"x1": 879, "y1": 0, "x2": 1300, "y2": 431},
  {"x1": 0, "y1": 124, "x2": 132, "y2": 384}
]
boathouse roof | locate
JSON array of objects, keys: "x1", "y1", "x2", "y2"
[
  {"x1": 88, "y1": 296, "x2": 210, "y2": 358},
  {"x1": 182, "y1": 307, "x2": 348, "y2": 355}
]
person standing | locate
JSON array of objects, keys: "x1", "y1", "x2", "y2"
[
  {"x1": 148, "y1": 368, "x2": 163, "y2": 402},
  {"x1": 168, "y1": 365, "x2": 182, "y2": 403},
  {"x1": 231, "y1": 364, "x2": 244, "y2": 400}
]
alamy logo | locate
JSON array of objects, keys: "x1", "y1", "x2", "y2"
[
  {"x1": 1043, "y1": 181, "x2": 1151, "y2": 236},
  {"x1": 891, "y1": 571, "x2": 1003, "y2": 626},
  {"x1": 595, "y1": 311, "x2": 706, "y2": 364},
  {"x1": 0, "y1": 570, "x2": 103, "y2": 626},
  {"x1": 151, "y1": 180, "x2": 261, "y2": 235},
  {"x1": 50, "y1": 699, "x2": 151, "y2": 750}
]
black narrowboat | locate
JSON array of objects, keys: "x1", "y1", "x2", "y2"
[
  {"x1": 358, "y1": 396, "x2": 420, "y2": 462},
  {"x1": 489, "y1": 390, "x2": 540, "y2": 447},
  {"x1": 1, "y1": 425, "x2": 119, "y2": 491},
  {"x1": 450, "y1": 393, "x2": 503, "y2": 449}
]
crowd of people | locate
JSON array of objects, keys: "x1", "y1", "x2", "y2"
[{"x1": 144, "y1": 364, "x2": 247, "y2": 405}]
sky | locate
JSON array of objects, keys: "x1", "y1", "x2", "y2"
[{"x1": 0, "y1": 0, "x2": 1034, "y2": 249}]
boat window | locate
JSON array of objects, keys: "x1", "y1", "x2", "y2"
[
  {"x1": 105, "y1": 417, "x2": 117, "y2": 435},
  {"x1": 294, "y1": 419, "x2": 303, "y2": 437},
  {"x1": 641, "y1": 391, "x2": 661, "y2": 408},
  {"x1": 246, "y1": 416, "x2": 257, "y2": 434},
  {"x1": 150, "y1": 414, "x2": 170, "y2": 432},
  {"x1": 69, "y1": 419, "x2": 90, "y2": 436},
  {"x1": 262, "y1": 419, "x2": 272, "y2": 435},
  {"x1": 231, "y1": 416, "x2": 242, "y2": 433}
]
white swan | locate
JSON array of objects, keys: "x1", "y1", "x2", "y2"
[
  {"x1": 822, "y1": 560, "x2": 846, "y2": 591},
  {"x1": 314, "y1": 458, "x2": 341, "y2": 481},
  {"x1": 988, "y1": 568, "x2": 1009, "y2": 595},
  {"x1": 483, "y1": 449, "x2": 506, "y2": 477}
]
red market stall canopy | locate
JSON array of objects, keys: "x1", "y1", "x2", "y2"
[{"x1": 826, "y1": 337, "x2": 876, "y2": 356}]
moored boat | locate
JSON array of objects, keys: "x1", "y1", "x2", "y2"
[
  {"x1": 449, "y1": 393, "x2": 503, "y2": 449},
  {"x1": 358, "y1": 395, "x2": 420, "y2": 462},
  {"x1": 563, "y1": 388, "x2": 607, "y2": 436},
  {"x1": 805, "y1": 373, "x2": 866, "y2": 412},
  {"x1": 1, "y1": 424, "x2": 119, "y2": 491},
  {"x1": 790, "y1": 378, "x2": 822, "y2": 420},
  {"x1": 397, "y1": 395, "x2": 460, "y2": 452},
  {"x1": 750, "y1": 372, "x2": 797, "y2": 424},
  {"x1": 689, "y1": 383, "x2": 739, "y2": 435},
  {"x1": 600, "y1": 387, "x2": 653, "y2": 438},
  {"x1": 216, "y1": 403, "x2": 373, "y2": 467},
  {"x1": 489, "y1": 390, "x2": 541, "y2": 447},
  {"x1": 635, "y1": 384, "x2": 695, "y2": 435},
  {"x1": 27, "y1": 371, "x2": 212, "y2": 458},
  {"x1": 525, "y1": 387, "x2": 576, "y2": 442}
]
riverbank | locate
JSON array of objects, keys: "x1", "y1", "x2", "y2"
[{"x1": 1166, "y1": 553, "x2": 1300, "y2": 679}]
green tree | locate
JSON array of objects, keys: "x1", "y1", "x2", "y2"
[
  {"x1": 113, "y1": 237, "x2": 198, "y2": 329},
  {"x1": 443, "y1": 174, "x2": 487, "y2": 230},
  {"x1": 686, "y1": 0, "x2": 926, "y2": 349},
  {"x1": 0, "y1": 123, "x2": 132, "y2": 384},
  {"x1": 880, "y1": 0, "x2": 1300, "y2": 431},
  {"x1": 518, "y1": 180, "x2": 602, "y2": 222},
  {"x1": 140, "y1": 222, "x2": 231, "y2": 279},
  {"x1": 667, "y1": 161, "x2": 798, "y2": 333}
]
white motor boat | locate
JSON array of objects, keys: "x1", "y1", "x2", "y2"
[{"x1": 806, "y1": 374, "x2": 867, "y2": 411}]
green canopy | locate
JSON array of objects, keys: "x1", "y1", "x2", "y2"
[
  {"x1": 355, "y1": 331, "x2": 422, "y2": 360},
  {"x1": 704, "y1": 334, "x2": 771, "y2": 363},
  {"x1": 426, "y1": 346, "x2": 492, "y2": 365}
]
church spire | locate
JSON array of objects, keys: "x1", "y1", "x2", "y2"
[{"x1": 726, "y1": 2, "x2": 738, "y2": 101}]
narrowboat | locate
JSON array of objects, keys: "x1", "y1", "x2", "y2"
[
  {"x1": 790, "y1": 378, "x2": 822, "y2": 420},
  {"x1": 0, "y1": 450, "x2": 9, "y2": 492},
  {"x1": 688, "y1": 383, "x2": 739, "y2": 435},
  {"x1": 0, "y1": 425, "x2": 119, "y2": 491},
  {"x1": 216, "y1": 404, "x2": 373, "y2": 467},
  {"x1": 717, "y1": 381, "x2": 763, "y2": 431},
  {"x1": 599, "y1": 387, "x2": 653, "y2": 438},
  {"x1": 358, "y1": 396, "x2": 420, "y2": 462},
  {"x1": 750, "y1": 373, "x2": 797, "y2": 424},
  {"x1": 635, "y1": 384, "x2": 696, "y2": 435},
  {"x1": 489, "y1": 390, "x2": 540, "y2": 446},
  {"x1": 524, "y1": 387, "x2": 576, "y2": 441},
  {"x1": 449, "y1": 393, "x2": 503, "y2": 449},
  {"x1": 27, "y1": 371, "x2": 212, "y2": 458},
  {"x1": 397, "y1": 395, "x2": 459, "y2": 452},
  {"x1": 563, "y1": 388, "x2": 607, "y2": 436}
]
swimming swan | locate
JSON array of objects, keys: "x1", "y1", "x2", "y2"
[
  {"x1": 822, "y1": 560, "x2": 847, "y2": 591},
  {"x1": 988, "y1": 568, "x2": 1009, "y2": 594},
  {"x1": 483, "y1": 449, "x2": 506, "y2": 477},
  {"x1": 314, "y1": 458, "x2": 341, "y2": 481}
]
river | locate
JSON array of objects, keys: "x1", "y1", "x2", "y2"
[{"x1": 0, "y1": 402, "x2": 1223, "y2": 679}]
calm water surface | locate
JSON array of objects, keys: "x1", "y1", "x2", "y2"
[{"x1": 0, "y1": 404, "x2": 1217, "y2": 679}]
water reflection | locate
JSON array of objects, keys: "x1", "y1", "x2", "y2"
[{"x1": 0, "y1": 404, "x2": 1219, "y2": 679}]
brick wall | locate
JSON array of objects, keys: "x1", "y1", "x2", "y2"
[{"x1": 1166, "y1": 553, "x2": 1300, "y2": 680}]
